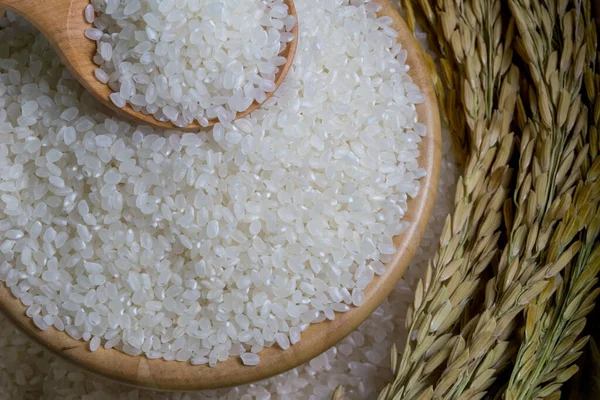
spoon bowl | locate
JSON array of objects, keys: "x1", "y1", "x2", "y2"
[
  {"x1": 0, "y1": 0, "x2": 298, "y2": 130},
  {"x1": 0, "y1": 0, "x2": 441, "y2": 391}
]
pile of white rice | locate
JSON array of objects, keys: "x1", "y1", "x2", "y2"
[
  {"x1": 0, "y1": 0, "x2": 460, "y2": 398},
  {"x1": 86, "y1": 0, "x2": 296, "y2": 126},
  {"x1": 0, "y1": 142, "x2": 457, "y2": 400}
]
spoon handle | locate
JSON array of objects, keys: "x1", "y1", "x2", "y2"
[
  {"x1": 0, "y1": 0, "x2": 68, "y2": 35},
  {"x1": 0, "y1": 0, "x2": 77, "y2": 70},
  {"x1": 0, "y1": 0, "x2": 99, "y2": 98}
]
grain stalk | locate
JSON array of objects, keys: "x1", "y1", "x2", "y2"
[
  {"x1": 505, "y1": 194, "x2": 600, "y2": 399},
  {"x1": 424, "y1": 1, "x2": 596, "y2": 398},
  {"x1": 377, "y1": 0, "x2": 519, "y2": 398},
  {"x1": 399, "y1": 0, "x2": 514, "y2": 164},
  {"x1": 399, "y1": 0, "x2": 467, "y2": 163},
  {"x1": 503, "y1": 16, "x2": 600, "y2": 397}
]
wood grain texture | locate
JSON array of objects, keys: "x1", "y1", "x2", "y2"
[
  {"x1": 0, "y1": 0, "x2": 298, "y2": 131},
  {"x1": 0, "y1": 0, "x2": 441, "y2": 391}
]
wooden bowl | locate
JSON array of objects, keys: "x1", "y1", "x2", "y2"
[{"x1": 0, "y1": 0, "x2": 441, "y2": 391}]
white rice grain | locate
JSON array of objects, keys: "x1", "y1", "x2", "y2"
[{"x1": 88, "y1": 0, "x2": 296, "y2": 126}]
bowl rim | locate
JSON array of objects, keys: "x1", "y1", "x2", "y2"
[{"x1": 0, "y1": 0, "x2": 441, "y2": 391}]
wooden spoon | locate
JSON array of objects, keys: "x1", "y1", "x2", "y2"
[
  {"x1": 0, "y1": 0, "x2": 441, "y2": 391},
  {"x1": 0, "y1": 0, "x2": 298, "y2": 130}
]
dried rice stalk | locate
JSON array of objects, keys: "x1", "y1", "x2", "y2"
[
  {"x1": 398, "y1": 0, "x2": 467, "y2": 163},
  {"x1": 400, "y1": 0, "x2": 515, "y2": 164},
  {"x1": 561, "y1": 54, "x2": 600, "y2": 400},
  {"x1": 504, "y1": 176, "x2": 600, "y2": 399},
  {"x1": 369, "y1": 1, "x2": 600, "y2": 400},
  {"x1": 377, "y1": 1, "x2": 519, "y2": 399},
  {"x1": 504, "y1": 17, "x2": 600, "y2": 397},
  {"x1": 421, "y1": 1, "x2": 597, "y2": 399}
]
